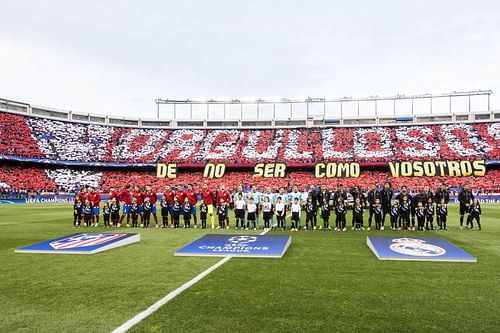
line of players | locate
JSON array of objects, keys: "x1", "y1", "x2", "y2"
[
  {"x1": 72, "y1": 182, "x2": 483, "y2": 231},
  {"x1": 72, "y1": 183, "x2": 225, "y2": 229}
]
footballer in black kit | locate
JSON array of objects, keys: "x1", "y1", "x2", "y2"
[
  {"x1": 380, "y1": 182, "x2": 393, "y2": 228},
  {"x1": 458, "y1": 184, "x2": 474, "y2": 229}
]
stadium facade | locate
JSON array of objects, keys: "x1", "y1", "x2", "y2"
[{"x1": 0, "y1": 93, "x2": 499, "y2": 196}]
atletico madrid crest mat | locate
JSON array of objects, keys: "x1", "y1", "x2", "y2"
[
  {"x1": 367, "y1": 236, "x2": 476, "y2": 262},
  {"x1": 175, "y1": 234, "x2": 291, "y2": 258},
  {"x1": 15, "y1": 233, "x2": 140, "y2": 255}
]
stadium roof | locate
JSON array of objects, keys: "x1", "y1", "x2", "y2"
[{"x1": 1, "y1": 91, "x2": 497, "y2": 130}]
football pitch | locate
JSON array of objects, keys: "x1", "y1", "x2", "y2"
[{"x1": 1, "y1": 204, "x2": 499, "y2": 333}]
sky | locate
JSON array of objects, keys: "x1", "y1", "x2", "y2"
[{"x1": 0, "y1": 0, "x2": 499, "y2": 120}]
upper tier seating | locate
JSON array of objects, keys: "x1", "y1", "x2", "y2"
[{"x1": 0, "y1": 112, "x2": 498, "y2": 164}]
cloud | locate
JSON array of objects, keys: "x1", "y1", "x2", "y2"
[{"x1": 0, "y1": 0, "x2": 498, "y2": 119}]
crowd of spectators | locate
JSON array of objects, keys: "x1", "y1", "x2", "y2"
[
  {"x1": 0, "y1": 113, "x2": 44, "y2": 158},
  {"x1": 0, "y1": 166, "x2": 57, "y2": 192},
  {"x1": 0, "y1": 165, "x2": 498, "y2": 194},
  {"x1": 45, "y1": 169, "x2": 102, "y2": 192},
  {"x1": 1, "y1": 112, "x2": 499, "y2": 195},
  {"x1": 26, "y1": 118, "x2": 113, "y2": 161},
  {"x1": 0, "y1": 113, "x2": 498, "y2": 164}
]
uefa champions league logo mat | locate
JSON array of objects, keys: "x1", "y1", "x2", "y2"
[
  {"x1": 15, "y1": 233, "x2": 140, "y2": 254},
  {"x1": 227, "y1": 235, "x2": 258, "y2": 244},
  {"x1": 367, "y1": 236, "x2": 476, "y2": 262},
  {"x1": 174, "y1": 234, "x2": 291, "y2": 258}
]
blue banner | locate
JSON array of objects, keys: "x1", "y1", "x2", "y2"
[
  {"x1": 175, "y1": 234, "x2": 291, "y2": 258},
  {"x1": 15, "y1": 233, "x2": 140, "y2": 254},
  {"x1": 367, "y1": 236, "x2": 476, "y2": 262},
  {"x1": 0, "y1": 194, "x2": 112, "y2": 204},
  {"x1": 2, "y1": 193, "x2": 500, "y2": 205},
  {"x1": 450, "y1": 195, "x2": 500, "y2": 204}
]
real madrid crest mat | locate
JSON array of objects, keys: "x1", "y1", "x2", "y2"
[{"x1": 367, "y1": 236, "x2": 476, "y2": 262}]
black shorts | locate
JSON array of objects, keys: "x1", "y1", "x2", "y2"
[
  {"x1": 247, "y1": 212, "x2": 256, "y2": 221},
  {"x1": 291, "y1": 212, "x2": 299, "y2": 221},
  {"x1": 235, "y1": 209, "x2": 245, "y2": 219},
  {"x1": 459, "y1": 204, "x2": 469, "y2": 215}
]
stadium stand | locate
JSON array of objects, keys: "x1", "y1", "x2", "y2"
[
  {"x1": 0, "y1": 166, "x2": 56, "y2": 192},
  {"x1": 0, "y1": 109, "x2": 499, "y2": 194},
  {"x1": 100, "y1": 169, "x2": 499, "y2": 193},
  {"x1": 0, "y1": 165, "x2": 498, "y2": 194},
  {"x1": 0, "y1": 113, "x2": 499, "y2": 163},
  {"x1": 0, "y1": 113, "x2": 44, "y2": 158}
]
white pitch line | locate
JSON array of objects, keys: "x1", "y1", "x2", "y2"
[{"x1": 111, "y1": 228, "x2": 270, "y2": 333}]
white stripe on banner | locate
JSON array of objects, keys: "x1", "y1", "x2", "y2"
[{"x1": 111, "y1": 228, "x2": 270, "y2": 333}]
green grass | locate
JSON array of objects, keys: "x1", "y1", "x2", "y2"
[{"x1": 1, "y1": 204, "x2": 499, "y2": 333}]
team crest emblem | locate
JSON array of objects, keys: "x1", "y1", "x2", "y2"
[
  {"x1": 228, "y1": 235, "x2": 258, "y2": 244},
  {"x1": 389, "y1": 238, "x2": 446, "y2": 257},
  {"x1": 16, "y1": 233, "x2": 140, "y2": 254},
  {"x1": 49, "y1": 233, "x2": 125, "y2": 249}
]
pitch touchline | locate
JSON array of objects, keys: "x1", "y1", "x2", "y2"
[{"x1": 111, "y1": 228, "x2": 270, "y2": 333}]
